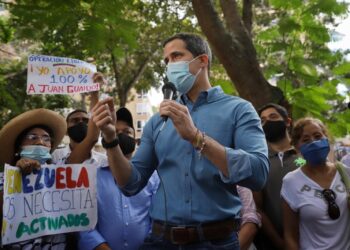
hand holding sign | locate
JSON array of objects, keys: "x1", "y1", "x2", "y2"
[
  {"x1": 2, "y1": 164, "x2": 97, "y2": 245},
  {"x1": 15, "y1": 158, "x2": 41, "y2": 175},
  {"x1": 92, "y1": 72, "x2": 107, "y2": 89},
  {"x1": 91, "y1": 98, "x2": 116, "y2": 142},
  {"x1": 90, "y1": 72, "x2": 108, "y2": 110}
]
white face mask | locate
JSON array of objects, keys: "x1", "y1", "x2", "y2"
[
  {"x1": 20, "y1": 145, "x2": 52, "y2": 164},
  {"x1": 166, "y1": 56, "x2": 202, "y2": 94}
]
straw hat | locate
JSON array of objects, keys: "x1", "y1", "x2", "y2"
[{"x1": 0, "y1": 108, "x2": 67, "y2": 166}]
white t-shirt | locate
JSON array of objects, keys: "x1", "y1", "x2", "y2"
[
  {"x1": 52, "y1": 145, "x2": 108, "y2": 167},
  {"x1": 281, "y1": 167, "x2": 350, "y2": 250}
]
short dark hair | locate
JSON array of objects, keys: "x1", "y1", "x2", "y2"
[
  {"x1": 258, "y1": 103, "x2": 289, "y2": 121},
  {"x1": 163, "y1": 33, "x2": 212, "y2": 71},
  {"x1": 66, "y1": 109, "x2": 88, "y2": 122}
]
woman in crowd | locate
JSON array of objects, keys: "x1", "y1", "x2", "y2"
[
  {"x1": 0, "y1": 108, "x2": 70, "y2": 249},
  {"x1": 281, "y1": 117, "x2": 350, "y2": 249}
]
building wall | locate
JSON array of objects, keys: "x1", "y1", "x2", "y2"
[{"x1": 124, "y1": 89, "x2": 153, "y2": 139}]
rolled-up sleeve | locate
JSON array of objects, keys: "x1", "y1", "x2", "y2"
[
  {"x1": 219, "y1": 102, "x2": 269, "y2": 191},
  {"x1": 237, "y1": 186, "x2": 262, "y2": 227}
]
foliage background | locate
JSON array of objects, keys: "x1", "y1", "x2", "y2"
[{"x1": 0, "y1": 0, "x2": 349, "y2": 137}]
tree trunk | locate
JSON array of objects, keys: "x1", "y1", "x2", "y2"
[{"x1": 192, "y1": 0, "x2": 285, "y2": 109}]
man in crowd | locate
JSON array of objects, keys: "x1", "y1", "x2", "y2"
[
  {"x1": 52, "y1": 72, "x2": 107, "y2": 166},
  {"x1": 52, "y1": 108, "x2": 107, "y2": 166},
  {"x1": 91, "y1": 33, "x2": 269, "y2": 249},
  {"x1": 78, "y1": 107, "x2": 159, "y2": 250},
  {"x1": 51, "y1": 72, "x2": 158, "y2": 249},
  {"x1": 253, "y1": 103, "x2": 298, "y2": 250}
]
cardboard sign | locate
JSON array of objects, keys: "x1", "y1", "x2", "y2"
[
  {"x1": 27, "y1": 55, "x2": 98, "y2": 95},
  {"x1": 2, "y1": 164, "x2": 97, "y2": 245}
]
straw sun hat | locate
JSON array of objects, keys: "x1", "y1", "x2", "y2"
[{"x1": 0, "y1": 108, "x2": 67, "y2": 166}]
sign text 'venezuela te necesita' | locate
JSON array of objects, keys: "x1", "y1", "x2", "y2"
[{"x1": 2, "y1": 164, "x2": 97, "y2": 245}]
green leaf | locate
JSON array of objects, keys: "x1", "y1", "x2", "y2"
[
  {"x1": 310, "y1": 0, "x2": 348, "y2": 15},
  {"x1": 270, "y1": 0, "x2": 303, "y2": 9},
  {"x1": 213, "y1": 80, "x2": 236, "y2": 95},
  {"x1": 278, "y1": 17, "x2": 301, "y2": 34},
  {"x1": 333, "y1": 62, "x2": 350, "y2": 75},
  {"x1": 300, "y1": 62, "x2": 318, "y2": 77}
]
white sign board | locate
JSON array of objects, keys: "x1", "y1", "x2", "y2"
[
  {"x1": 27, "y1": 54, "x2": 98, "y2": 94},
  {"x1": 2, "y1": 164, "x2": 97, "y2": 245}
]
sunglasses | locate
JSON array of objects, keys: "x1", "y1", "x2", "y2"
[{"x1": 322, "y1": 189, "x2": 340, "y2": 220}]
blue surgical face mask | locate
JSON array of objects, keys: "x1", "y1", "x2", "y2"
[
  {"x1": 166, "y1": 56, "x2": 202, "y2": 94},
  {"x1": 300, "y1": 138, "x2": 330, "y2": 166},
  {"x1": 20, "y1": 145, "x2": 52, "y2": 164}
]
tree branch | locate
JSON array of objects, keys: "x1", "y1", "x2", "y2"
[
  {"x1": 0, "y1": 47, "x2": 16, "y2": 56},
  {"x1": 125, "y1": 49, "x2": 158, "y2": 92},
  {"x1": 219, "y1": 0, "x2": 242, "y2": 33},
  {"x1": 110, "y1": 52, "x2": 121, "y2": 90},
  {"x1": 192, "y1": 0, "x2": 285, "y2": 107},
  {"x1": 242, "y1": 0, "x2": 253, "y2": 34}
]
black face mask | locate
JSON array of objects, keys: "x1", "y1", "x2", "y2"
[
  {"x1": 118, "y1": 133, "x2": 136, "y2": 155},
  {"x1": 262, "y1": 120, "x2": 287, "y2": 143},
  {"x1": 67, "y1": 122, "x2": 88, "y2": 143}
]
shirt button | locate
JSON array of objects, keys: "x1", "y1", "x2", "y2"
[
  {"x1": 124, "y1": 204, "x2": 128, "y2": 208},
  {"x1": 185, "y1": 173, "x2": 189, "y2": 176},
  {"x1": 124, "y1": 242, "x2": 128, "y2": 246},
  {"x1": 125, "y1": 222, "x2": 129, "y2": 226},
  {"x1": 185, "y1": 200, "x2": 190, "y2": 203}
]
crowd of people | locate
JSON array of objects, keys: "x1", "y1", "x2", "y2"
[{"x1": 0, "y1": 33, "x2": 349, "y2": 250}]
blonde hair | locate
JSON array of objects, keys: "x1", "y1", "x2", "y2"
[{"x1": 291, "y1": 117, "x2": 329, "y2": 147}]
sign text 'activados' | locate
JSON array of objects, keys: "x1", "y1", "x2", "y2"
[{"x1": 2, "y1": 164, "x2": 97, "y2": 245}]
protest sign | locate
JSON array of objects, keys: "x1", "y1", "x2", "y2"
[
  {"x1": 2, "y1": 164, "x2": 97, "y2": 245},
  {"x1": 27, "y1": 54, "x2": 98, "y2": 95}
]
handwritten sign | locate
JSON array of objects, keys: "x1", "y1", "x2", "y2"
[
  {"x1": 2, "y1": 164, "x2": 97, "y2": 245},
  {"x1": 27, "y1": 54, "x2": 98, "y2": 95}
]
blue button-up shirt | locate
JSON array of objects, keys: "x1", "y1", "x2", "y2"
[
  {"x1": 123, "y1": 86, "x2": 269, "y2": 225},
  {"x1": 78, "y1": 167, "x2": 159, "y2": 250}
]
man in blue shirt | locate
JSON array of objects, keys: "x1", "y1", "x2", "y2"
[
  {"x1": 91, "y1": 33, "x2": 269, "y2": 249},
  {"x1": 78, "y1": 107, "x2": 159, "y2": 250}
]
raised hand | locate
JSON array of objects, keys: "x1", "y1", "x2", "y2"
[
  {"x1": 91, "y1": 97, "x2": 116, "y2": 141},
  {"x1": 92, "y1": 72, "x2": 107, "y2": 88}
]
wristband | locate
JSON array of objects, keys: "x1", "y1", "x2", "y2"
[{"x1": 101, "y1": 137, "x2": 119, "y2": 149}]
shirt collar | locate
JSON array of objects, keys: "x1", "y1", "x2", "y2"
[
  {"x1": 180, "y1": 86, "x2": 224, "y2": 106},
  {"x1": 268, "y1": 145, "x2": 297, "y2": 157}
]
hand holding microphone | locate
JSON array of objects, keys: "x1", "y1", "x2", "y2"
[
  {"x1": 160, "y1": 80, "x2": 177, "y2": 130},
  {"x1": 161, "y1": 81, "x2": 177, "y2": 122}
]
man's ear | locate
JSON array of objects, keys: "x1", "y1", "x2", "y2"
[
  {"x1": 199, "y1": 54, "x2": 209, "y2": 67},
  {"x1": 286, "y1": 117, "x2": 292, "y2": 128}
]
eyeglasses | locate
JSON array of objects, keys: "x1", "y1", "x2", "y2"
[
  {"x1": 322, "y1": 189, "x2": 340, "y2": 220},
  {"x1": 24, "y1": 134, "x2": 51, "y2": 144}
]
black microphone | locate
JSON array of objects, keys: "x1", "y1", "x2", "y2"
[{"x1": 161, "y1": 81, "x2": 177, "y2": 122}]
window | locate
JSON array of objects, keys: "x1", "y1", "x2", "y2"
[
  {"x1": 137, "y1": 90, "x2": 148, "y2": 99},
  {"x1": 136, "y1": 103, "x2": 150, "y2": 115},
  {"x1": 137, "y1": 120, "x2": 146, "y2": 132}
]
